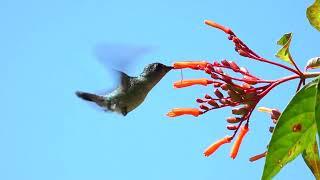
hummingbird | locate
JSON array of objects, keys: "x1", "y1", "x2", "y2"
[{"x1": 75, "y1": 62, "x2": 173, "y2": 116}]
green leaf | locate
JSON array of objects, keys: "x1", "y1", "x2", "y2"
[
  {"x1": 302, "y1": 139, "x2": 320, "y2": 179},
  {"x1": 262, "y1": 80, "x2": 318, "y2": 180},
  {"x1": 316, "y1": 77, "x2": 320, "y2": 139},
  {"x1": 307, "y1": 0, "x2": 320, "y2": 31},
  {"x1": 275, "y1": 33, "x2": 294, "y2": 64},
  {"x1": 306, "y1": 57, "x2": 320, "y2": 70}
]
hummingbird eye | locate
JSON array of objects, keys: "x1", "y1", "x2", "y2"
[{"x1": 153, "y1": 63, "x2": 162, "y2": 71}]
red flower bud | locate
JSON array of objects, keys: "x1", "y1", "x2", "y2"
[
  {"x1": 243, "y1": 75, "x2": 257, "y2": 85},
  {"x1": 226, "y1": 117, "x2": 241, "y2": 123},
  {"x1": 232, "y1": 106, "x2": 249, "y2": 115},
  {"x1": 249, "y1": 151, "x2": 267, "y2": 162},
  {"x1": 211, "y1": 73, "x2": 219, "y2": 79},
  {"x1": 221, "y1": 84, "x2": 230, "y2": 91},
  {"x1": 208, "y1": 100, "x2": 219, "y2": 108},
  {"x1": 228, "y1": 90, "x2": 242, "y2": 102},
  {"x1": 213, "y1": 67, "x2": 223, "y2": 74},
  {"x1": 227, "y1": 125, "x2": 238, "y2": 130},
  {"x1": 221, "y1": 60, "x2": 230, "y2": 67},
  {"x1": 214, "y1": 89, "x2": 224, "y2": 98},
  {"x1": 213, "y1": 61, "x2": 220, "y2": 66},
  {"x1": 213, "y1": 82, "x2": 222, "y2": 87},
  {"x1": 205, "y1": 94, "x2": 213, "y2": 99},
  {"x1": 239, "y1": 67, "x2": 249, "y2": 74},
  {"x1": 200, "y1": 104, "x2": 210, "y2": 111},
  {"x1": 241, "y1": 83, "x2": 252, "y2": 89},
  {"x1": 219, "y1": 99, "x2": 230, "y2": 105},
  {"x1": 196, "y1": 98, "x2": 205, "y2": 103},
  {"x1": 229, "y1": 61, "x2": 240, "y2": 71},
  {"x1": 204, "y1": 67, "x2": 212, "y2": 74},
  {"x1": 238, "y1": 49, "x2": 250, "y2": 58}
]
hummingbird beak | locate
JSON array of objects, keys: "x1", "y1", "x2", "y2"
[{"x1": 164, "y1": 64, "x2": 173, "y2": 72}]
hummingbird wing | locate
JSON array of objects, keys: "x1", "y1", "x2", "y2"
[
  {"x1": 113, "y1": 69, "x2": 132, "y2": 91},
  {"x1": 94, "y1": 43, "x2": 152, "y2": 72},
  {"x1": 94, "y1": 43, "x2": 152, "y2": 91}
]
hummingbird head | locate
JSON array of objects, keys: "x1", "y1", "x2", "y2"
[
  {"x1": 142, "y1": 62, "x2": 173, "y2": 76},
  {"x1": 141, "y1": 62, "x2": 173, "y2": 85}
]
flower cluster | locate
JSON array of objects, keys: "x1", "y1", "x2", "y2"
[
  {"x1": 167, "y1": 59, "x2": 268, "y2": 159},
  {"x1": 166, "y1": 20, "x2": 310, "y2": 160}
]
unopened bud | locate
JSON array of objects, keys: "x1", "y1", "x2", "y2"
[
  {"x1": 228, "y1": 90, "x2": 242, "y2": 102},
  {"x1": 229, "y1": 86, "x2": 245, "y2": 94},
  {"x1": 205, "y1": 94, "x2": 213, "y2": 99},
  {"x1": 221, "y1": 84, "x2": 230, "y2": 91},
  {"x1": 241, "y1": 83, "x2": 252, "y2": 89},
  {"x1": 227, "y1": 117, "x2": 241, "y2": 123},
  {"x1": 239, "y1": 67, "x2": 249, "y2": 74},
  {"x1": 214, "y1": 89, "x2": 224, "y2": 98},
  {"x1": 213, "y1": 82, "x2": 222, "y2": 88},
  {"x1": 229, "y1": 61, "x2": 240, "y2": 71},
  {"x1": 208, "y1": 100, "x2": 219, "y2": 108},
  {"x1": 213, "y1": 67, "x2": 223, "y2": 74},
  {"x1": 228, "y1": 35, "x2": 233, "y2": 40},
  {"x1": 221, "y1": 73, "x2": 232, "y2": 83},
  {"x1": 200, "y1": 104, "x2": 210, "y2": 111},
  {"x1": 271, "y1": 109, "x2": 281, "y2": 120},
  {"x1": 227, "y1": 125, "x2": 238, "y2": 130},
  {"x1": 213, "y1": 61, "x2": 220, "y2": 66},
  {"x1": 211, "y1": 73, "x2": 218, "y2": 79},
  {"x1": 204, "y1": 67, "x2": 212, "y2": 74},
  {"x1": 221, "y1": 60, "x2": 230, "y2": 67},
  {"x1": 232, "y1": 37, "x2": 240, "y2": 44},
  {"x1": 232, "y1": 106, "x2": 249, "y2": 115},
  {"x1": 219, "y1": 99, "x2": 230, "y2": 105},
  {"x1": 196, "y1": 98, "x2": 205, "y2": 103},
  {"x1": 238, "y1": 49, "x2": 250, "y2": 57},
  {"x1": 243, "y1": 75, "x2": 257, "y2": 85},
  {"x1": 206, "y1": 63, "x2": 213, "y2": 69}
]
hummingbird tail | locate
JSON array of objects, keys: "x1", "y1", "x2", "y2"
[{"x1": 75, "y1": 91, "x2": 104, "y2": 104}]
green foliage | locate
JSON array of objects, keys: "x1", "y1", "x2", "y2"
[
  {"x1": 306, "y1": 57, "x2": 320, "y2": 70},
  {"x1": 262, "y1": 79, "x2": 319, "y2": 179},
  {"x1": 307, "y1": 0, "x2": 320, "y2": 31},
  {"x1": 302, "y1": 140, "x2": 320, "y2": 179},
  {"x1": 316, "y1": 77, "x2": 320, "y2": 139},
  {"x1": 275, "y1": 33, "x2": 294, "y2": 64}
]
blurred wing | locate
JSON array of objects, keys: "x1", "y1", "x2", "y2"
[{"x1": 94, "y1": 43, "x2": 152, "y2": 72}]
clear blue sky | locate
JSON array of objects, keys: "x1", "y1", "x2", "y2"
[{"x1": 1, "y1": 0, "x2": 319, "y2": 179}]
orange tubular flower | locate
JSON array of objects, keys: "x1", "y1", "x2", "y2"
[
  {"x1": 204, "y1": 136, "x2": 232, "y2": 157},
  {"x1": 174, "y1": 78, "x2": 214, "y2": 88},
  {"x1": 204, "y1": 20, "x2": 233, "y2": 35},
  {"x1": 166, "y1": 108, "x2": 202, "y2": 117},
  {"x1": 173, "y1": 61, "x2": 208, "y2": 69},
  {"x1": 230, "y1": 125, "x2": 249, "y2": 159}
]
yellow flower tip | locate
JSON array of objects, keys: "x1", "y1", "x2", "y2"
[
  {"x1": 172, "y1": 61, "x2": 208, "y2": 69},
  {"x1": 257, "y1": 107, "x2": 273, "y2": 113},
  {"x1": 204, "y1": 19, "x2": 216, "y2": 26},
  {"x1": 230, "y1": 126, "x2": 249, "y2": 159},
  {"x1": 166, "y1": 108, "x2": 202, "y2": 118},
  {"x1": 203, "y1": 136, "x2": 232, "y2": 157},
  {"x1": 166, "y1": 112, "x2": 176, "y2": 117},
  {"x1": 173, "y1": 78, "x2": 213, "y2": 88}
]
